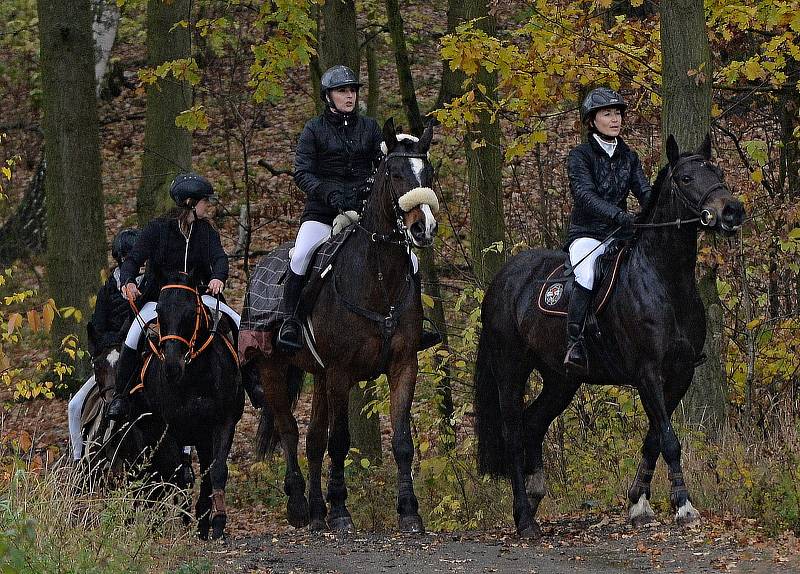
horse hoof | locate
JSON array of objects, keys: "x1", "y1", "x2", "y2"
[
  {"x1": 629, "y1": 493, "x2": 656, "y2": 527},
  {"x1": 310, "y1": 518, "x2": 327, "y2": 532},
  {"x1": 398, "y1": 514, "x2": 425, "y2": 533},
  {"x1": 518, "y1": 520, "x2": 542, "y2": 539},
  {"x1": 211, "y1": 514, "x2": 226, "y2": 540},
  {"x1": 328, "y1": 515, "x2": 355, "y2": 532},
  {"x1": 674, "y1": 500, "x2": 700, "y2": 526},
  {"x1": 286, "y1": 494, "x2": 310, "y2": 528}
]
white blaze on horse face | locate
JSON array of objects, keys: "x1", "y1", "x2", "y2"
[
  {"x1": 420, "y1": 204, "x2": 436, "y2": 237},
  {"x1": 107, "y1": 348, "x2": 120, "y2": 368}
]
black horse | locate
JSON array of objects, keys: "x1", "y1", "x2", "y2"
[
  {"x1": 474, "y1": 135, "x2": 745, "y2": 537},
  {"x1": 80, "y1": 327, "x2": 189, "y2": 504},
  {"x1": 243, "y1": 119, "x2": 439, "y2": 532},
  {"x1": 137, "y1": 272, "x2": 244, "y2": 539}
]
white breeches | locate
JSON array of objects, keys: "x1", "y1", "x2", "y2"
[
  {"x1": 123, "y1": 297, "x2": 241, "y2": 350},
  {"x1": 568, "y1": 237, "x2": 612, "y2": 290},
  {"x1": 68, "y1": 376, "x2": 96, "y2": 460},
  {"x1": 289, "y1": 220, "x2": 419, "y2": 276}
]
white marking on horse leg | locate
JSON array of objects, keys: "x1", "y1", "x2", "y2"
[
  {"x1": 674, "y1": 499, "x2": 700, "y2": 525},
  {"x1": 629, "y1": 493, "x2": 656, "y2": 525}
]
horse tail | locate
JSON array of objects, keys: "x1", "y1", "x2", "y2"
[
  {"x1": 474, "y1": 326, "x2": 509, "y2": 477},
  {"x1": 255, "y1": 365, "x2": 304, "y2": 459}
]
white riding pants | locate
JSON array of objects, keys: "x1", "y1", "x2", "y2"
[
  {"x1": 568, "y1": 237, "x2": 612, "y2": 290},
  {"x1": 289, "y1": 220, "x2": 419, "y2": 276},
  {"x1": 123, "y1": 297, "x2": 241, "y2": 351},
  {"x1": 68, "y1": 375, "x2": 96, "y2": 460}
]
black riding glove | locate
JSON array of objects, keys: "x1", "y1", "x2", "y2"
[
  {"x1": 614, "y1": 210, "x2": 636, "y2": 231},
  {"x1": 329, "y1": 189, "x2": 360, "y2": 212}
]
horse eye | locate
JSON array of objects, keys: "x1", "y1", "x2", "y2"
[{"x1": 681, "y1": 175, "x2": 692, "y2": 183}]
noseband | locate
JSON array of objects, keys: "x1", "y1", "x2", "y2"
[{"x1": 666, "y1": 154, "x2": 730, "y2": 228}]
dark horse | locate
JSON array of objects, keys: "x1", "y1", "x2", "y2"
[
  {"x1": 80, "y1": 326, "x2": 188, "y2": 503},
  {"x1": 474, "y1": 135, "x2": 745, "y2": 537},
  {"x1": 245, "y1": 119, "x2": 438, "y2": 532},
  {"x1": 138, "y1": 272, "x2": 244, "y2": 539}
]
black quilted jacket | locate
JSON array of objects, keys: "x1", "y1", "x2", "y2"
[
  {"x1": 88, "y1": 269, "x2": 132, "y2": 351},
  {"x1": 293, "y1": 108, "x2": 382, "y2": 225},
  {"x1": 119, "y1": 215, "x2": 229, "y2": 303},
  {"x1": 565, "y1": 135, "x2": 652, "y2": 245}
]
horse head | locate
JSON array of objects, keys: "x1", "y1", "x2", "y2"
[
  {"x1": 372, "y1": 118, "x2": 439, "y2": 248},
  {"x1": 156, "y1": 271, "x2": 204, "y2": 380},
  {"x1": 664, "y1": 134, "x2": 745, "y2": 235}
]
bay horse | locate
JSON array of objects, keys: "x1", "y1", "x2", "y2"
[
  {"x1": 245, "y1": 119, "x2": 438, "y2": 532},
  {"x1": 138, "y1": 272, "x2": 244, "y2": 539},
  {"x1": 474, "y1": 135, "x2": 745, "y2": 537}
]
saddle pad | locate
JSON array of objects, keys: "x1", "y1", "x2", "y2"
[
  {"x1": 537, "y1": 246, "x2": 627, "y2": 317},
  {"x1": 238, "y1": 228, "x2": 354, "y2": 361}
]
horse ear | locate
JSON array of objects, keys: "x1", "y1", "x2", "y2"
[
  {"x1": 382, "y1": 118, "x2": 397, "y2": 154},
  {"x1": 666, "y1": 135, "x2": 680, "y2": 166},
  {"x1": 697, "y1": 133, "x2": 712, "y2": 160},
  {"x1": 418, "y1": 121, "x2": 434, "y2": 153}
]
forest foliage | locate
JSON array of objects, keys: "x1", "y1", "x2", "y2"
[{"x1": 0, "y1": 0, "x2": 799, "y2": 541}]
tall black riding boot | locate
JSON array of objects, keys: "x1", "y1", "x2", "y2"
[
  {"x1": 276, "y1": 269, "x2": 305, "y2": 353},
  {"x1": 564, "y1": 283, "x2": 593, "y2": 372},
  {"x1": 412, "y1": 272, "x2": 443, "y2": 352},
  {"x1": 240, "y1": 360, "x2": 266, "y2": 409},
  {"x1": 106, "y1": 345, "x2": 140, "y2": 421}
]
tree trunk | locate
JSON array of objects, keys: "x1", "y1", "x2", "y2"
[
  {"x1": 37, "y1": 0, "x2": 106, "y2": 371},
  {"x1": 464, "y1": 0, "x2": 504, "y2": 286},
  {"x1": 365, "y1": 35, "x2": 380, "y2": 119},
  {"x1": 136, "y1": 0, "x2": 192, "y2": 225},
  {"x1": 432, "y1": 0, "x2": 468, "y2": 111},
  {"x1": 317, "y1": 0, "x2": 380, "y2": 460},
  {"x1": 385, "y1": 0, "x2": 423, "y2": 135},
  {"x1": 660, "y1": 0, "x2": 725, "y2": 430},
  {"x1": 91, "y1": 0, "x2": 120, "y2": 98}
]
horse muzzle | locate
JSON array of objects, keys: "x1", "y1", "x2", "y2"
[
  {"x1": 702, "y1": 199, "x2": 744, "y2": 235},
  {"x1": 406, "y1": 203, "x2": 438, "y2": 247}
]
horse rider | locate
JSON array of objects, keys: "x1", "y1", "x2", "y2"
[
  {"x1": 563, "y1": 87, "x2": 652, "y2": 372},
  {"x1": 277, "y1": 64, "x2": 441, "y2": 353},
  {"x1": 106, "y1": 172, "x2": 265, "y2": 421},
  {"x1": 68, "y1": 227, "x2": 139, "y2": 461}
]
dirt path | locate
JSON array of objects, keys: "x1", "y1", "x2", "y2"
[{"x1": 208, "y1": 517, "x2": 800, "y2": 574}]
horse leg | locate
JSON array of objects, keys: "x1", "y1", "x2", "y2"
[
  {"x1": 637, "y1": 371, "x2": 699, "y2": 526},
  {"x1": 522, "y1": 373, "x2": 581, "y2": 523},
  {"x1": 195, "y1": 441, "x2": 213, "y2": 540},
  {"x1": 627, "y1": 424, "x2": 659, "y2": 527},
  {"x1": 325, "y1": 371, "x2": 354, "y2": 532},
  {"x1": 207, "y1": 417, "x2": 238, "y2": 540},
  {"x1": 664, "y1": 372, "x2": 700, "y2": 525},
  {"x1": 387, "y1": 359, "x2": 423, "y2": 533},
  {"x1": 262, "y1": 361, "x2": 309, "y2": 528},
  {"x1": 306, "y1": 373, "x2": 329, "y2": 531}
]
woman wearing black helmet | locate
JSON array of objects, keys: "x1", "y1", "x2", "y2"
[
  {"x1": 106, "y1": 173, "x2": 257, "y2": 420},
  {"x1": 563, "y1": 87, "x2": 653, "y2": 372},
  {"x1": 277, "y1": 64, "x2": 384, "y2": 351},
  {"x1": 68, "y1": 227, "x2": 141, "y2": 461}
]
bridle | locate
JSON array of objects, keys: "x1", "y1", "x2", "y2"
[
  {"x1": 130, "y1": 283, "x2": 236, "y2": 365},
  {"x1": 653, "y1": 154, "x2": 731, "y2": 229}
]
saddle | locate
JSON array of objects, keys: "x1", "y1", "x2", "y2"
[
  {"x1": 239, "y1": 227, "x2": 356, "y2": 361},
  {"x1": 536, "y1": 244, "x2": 628, "y2": 317}
]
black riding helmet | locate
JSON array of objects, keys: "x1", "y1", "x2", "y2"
[
  {"x1": 319, "y1": 65, "x2": 362, "y2": 103},
  {"x1": 169, "y1": 172, "x2": 216, "y2": 206},
  {"x1": 112, "y1": 227, "x2": 140, "y2": 264},
  {"x1": 580, "y1": 87, "x2": 627, "y2": 125}
]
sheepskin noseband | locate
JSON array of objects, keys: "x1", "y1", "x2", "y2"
[{"x1": 398, "y1": 187, "x2": 439, "y2": 214}]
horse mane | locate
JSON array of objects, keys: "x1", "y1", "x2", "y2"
[{"x1": 638, "y1": 151, "x2": 696, "y2": 222}]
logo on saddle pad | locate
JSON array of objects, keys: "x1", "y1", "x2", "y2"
[{"x1": 543, "y1": 283, "x2": 564, "y2": 307}]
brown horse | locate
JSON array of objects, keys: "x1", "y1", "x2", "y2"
[{"x1": 244, "y1": 119, "x2": 438, "y2": 532}]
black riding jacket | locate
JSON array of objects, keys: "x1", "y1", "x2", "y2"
[
  {"x1": 89, "y1": 268, "x2": 133, "y2": 352},
  {"x1": 119, "y1": 215, "x2": 229, "y2": 303},
  {"x1": 565, "y1": 135, "x2": 652, "y2": 245},
  {"x1": 293, "y1": 107, "x2": 383, "y2": 225}
]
